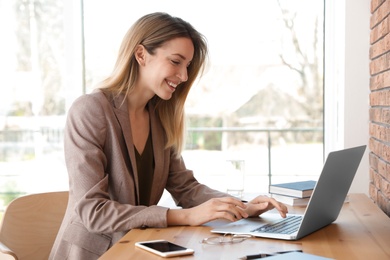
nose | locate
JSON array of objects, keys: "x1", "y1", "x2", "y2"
[{"x1": 176, "y1": 66, "x2": 188, "y2": 83}]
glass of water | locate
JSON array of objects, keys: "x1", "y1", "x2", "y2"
[{"x1": 225, "y1": 159, "x2": 245, "y2": 198}]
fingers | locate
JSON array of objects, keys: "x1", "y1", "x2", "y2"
[
  {"x1": 217, "y1": 197, "x2": 247, "y2": 209},
  {"x1": 271, "y1": 199, "x2": 288, "y2": 218},
  {"x1": 249, "y1": 195, "x2": 289, "y2": 218},
  {"x1": 264, "y1": 196, "x2": 288, "y2": 217},
  {"x1": 210, "y1": 197, "x2": 249, "y2": 220},
  {"x1": 188, "y1": 196, "x2": 288, "y2": 225},
  {"x1": 183, "y1": 197, "x2": 251, "y2": 226}
]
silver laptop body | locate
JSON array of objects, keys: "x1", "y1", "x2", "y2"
[{"x1": 211, "y1": 145, "x2": 366, "y2": 240}]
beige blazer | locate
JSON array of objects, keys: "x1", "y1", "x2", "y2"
[{"x1": 49, "y1": 90, "x2": 227, "y2": 259}]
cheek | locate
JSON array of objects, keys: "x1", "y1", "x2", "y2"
[
  {"x1": 144, "y1": 60, "x2": 176, "y2": 83},
  {"x1": 160, "y1": 65, "x2": 175, "y2": 76},
  {"x1": 144, "y1": 64, "x2": 162, "y2": 80}
]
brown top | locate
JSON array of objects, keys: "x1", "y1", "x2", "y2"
[{"x1": 135, "y1": 131, "x2": 155, "y2": 206}]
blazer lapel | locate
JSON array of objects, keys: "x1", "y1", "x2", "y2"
[
  {"x1": 148, "y1": 101, "x2": 167, "y2": 204},
  {"x1": 111, "y1": 95, "x2": 167, "y2": 206},
  {"x1": 112, "y1": 94, "x2": 140, "y2": 204}
]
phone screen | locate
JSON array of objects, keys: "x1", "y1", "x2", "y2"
[
  {"x1": 141, "y1": 241, "x2": 187, "y2": 252},
  {"x1": 135, "y1": 240, "x2": 194, "y2": 257}
]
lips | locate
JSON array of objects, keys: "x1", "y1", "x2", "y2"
[{"x1": 166, "y1": 80, "x2": 180, "y2": 92}]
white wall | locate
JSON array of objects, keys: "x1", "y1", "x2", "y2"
[{"x1": 325, "y1": 0, "x2": 370, "y2": 194}]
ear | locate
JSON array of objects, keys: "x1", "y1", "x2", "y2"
[{"x1": 135, "y1": 45, "x2": 146, "y2": 66}]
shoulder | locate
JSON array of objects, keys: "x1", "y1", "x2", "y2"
[
  {"x1": 71, "y1": 89, "x2": 111, "y2": 109},
  {"x1": 65, "y1": 91, "x2": 113, "y2": 141},
  {"x1": 69, "y1": 89, "x2": 118, "y2": 118},
  {"x1": 66, "y1": 90, "x2": 114, "y2": 130}
]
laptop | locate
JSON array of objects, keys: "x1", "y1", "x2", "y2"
[{"x1": 211, "y1": 145, "x2": 366, "y2": 240}]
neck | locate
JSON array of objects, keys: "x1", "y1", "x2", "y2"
[{"x1": 126, "y1": 84, "x2": 154, "y2": 114}]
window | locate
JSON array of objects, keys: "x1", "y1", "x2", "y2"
[
  {"x1": 83, "y1": 0, "x2": 324, "y2": 193},
  {"x1": 0, "y1": 0, "x2": 324, "y2": 207},
  {"x1": 0, "y1": 0, "x2": 68, "y2": 208}
]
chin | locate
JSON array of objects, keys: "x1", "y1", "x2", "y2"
[{"x1": 158, "y1": 93, "x2": 173, "y2": 100}]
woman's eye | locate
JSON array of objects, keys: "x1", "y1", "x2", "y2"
[{"x1": 171, "y1": 60, "x2": 180, "y2": 65}]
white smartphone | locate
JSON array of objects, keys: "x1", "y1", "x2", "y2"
[{"x1": 135, "y1": 239, "x2": 194, "y2": 257}]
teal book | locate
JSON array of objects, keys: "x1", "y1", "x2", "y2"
[{"x1": 269, "y1": 180, "x2": 317, "y2": 198}]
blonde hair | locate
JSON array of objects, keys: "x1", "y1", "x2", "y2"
[{"x1": 99, "y1": 12, "x2": 208, "y2": 157}]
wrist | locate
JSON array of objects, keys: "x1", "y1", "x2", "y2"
[{"x1": 167, "y1": 208, "x2": 190, "y2": 226}]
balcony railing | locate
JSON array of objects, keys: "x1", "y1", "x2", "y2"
[
  {"x1": 0, "y1": 126, "x2": 323, "y2": 177},
  {"x1": 186, "y1": 127, "x2": 323, "y2": 189},
  {"x1": 0, "y1": 127, "x2": 323, "y2": 202}
]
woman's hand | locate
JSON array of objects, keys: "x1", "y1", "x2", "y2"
[
  {"x1": 167, "y1": 196, "x2": 288, "y2": 227},
  {"x1": 167, "y1": 197, "x2": 248, "y2": 226},
  {"x1": 244, "y1": 195, "x2": 288, "y2": 218}
]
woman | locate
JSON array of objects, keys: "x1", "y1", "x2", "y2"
[{"x1": 50, "y1": 12, "x2": 287, "y2": 259}]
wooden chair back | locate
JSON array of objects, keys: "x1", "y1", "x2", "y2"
[{"x1": 0, "y1": 191, "x2": 68, "y2": 260}]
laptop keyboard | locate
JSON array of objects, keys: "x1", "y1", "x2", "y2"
[{"x1": 251, "y1": 215, "x2": 302, "y2": 234}]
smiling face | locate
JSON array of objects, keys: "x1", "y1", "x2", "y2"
[{"x1": 135, "y1": 37, "x2": 194, "y2": 101}]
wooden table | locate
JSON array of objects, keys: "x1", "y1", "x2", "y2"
[{"x1": 99, "y1": 194, "x2": 390, "y2": 260}]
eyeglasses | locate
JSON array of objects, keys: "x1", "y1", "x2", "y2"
[{"x1": 201, "y1": 233, "x2": 252, "y2": 245}]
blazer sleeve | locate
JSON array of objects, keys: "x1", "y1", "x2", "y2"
[{"x1": 64, "y1": 93, "x2": 169, "y2": 234}]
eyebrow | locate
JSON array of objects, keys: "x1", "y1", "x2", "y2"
[{"x1": 172, "y1": 53, "x2": 187, "y2": 60}]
